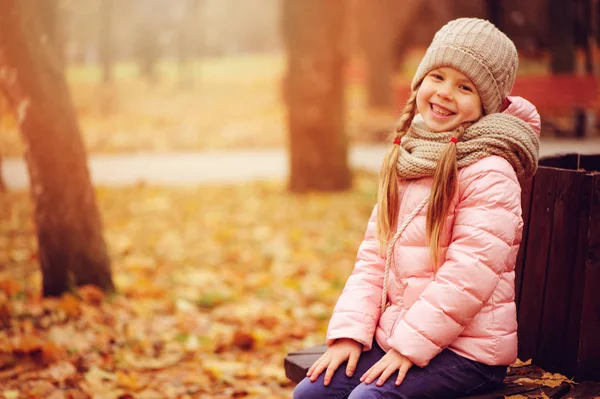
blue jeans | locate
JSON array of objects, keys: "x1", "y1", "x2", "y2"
[{"x1": 293, "y1": 340, "x2": 506, "y2": 399}]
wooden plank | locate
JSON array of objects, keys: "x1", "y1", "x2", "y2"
[
  {"x1": 576, "y1": 174, "x2": 600, "y2": 382},
  {"x1": 518, "y1": 167, "x2": 558, "y2": 361},
  {"x1": 464, "y1": 382, "x2": 571, "y2": 398},
  {"x1": 536, "y1": 170, "x2": 585, "y2": 374},
  {"x1": 287, "y1": 344, "x2": 327, "y2": 355},
  {"x1": 539, "y1": 153, "x2": 580, "y2": 170},
  {"x1": 563, "y1": 173, "x2": 596, "y2": 380},
  {"x1": 562, "y1": 381, "x2": 600, "y2": 398},
  {"x1": 515, "y1": 177, "x2": 534, "y2": 310},
  {"x1": 284, "y1": 345, "x2": 326, "y2": 383},
  {"x1": 580, "y1": 154, "x2": 600, "y2": 172}
]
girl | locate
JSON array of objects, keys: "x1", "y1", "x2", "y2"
[{"x1": 293, "y1": 18, "x2": 541, "y2": 399}]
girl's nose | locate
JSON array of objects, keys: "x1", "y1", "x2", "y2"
[{"x1": 436, "y1": 84, "x2": 453, "y2": 100}]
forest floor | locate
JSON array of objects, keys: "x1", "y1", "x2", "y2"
[{"x1": 0, "y1": 173, "x2": 379, "y2": 398}]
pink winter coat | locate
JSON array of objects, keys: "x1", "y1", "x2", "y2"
[{"x1": 326, "y1": 97, "x2": 541, "y2": 368}]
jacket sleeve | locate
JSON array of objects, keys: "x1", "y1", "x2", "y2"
[
  {"x1": 387, "y1": 168, "x2": 522, "y2": 367},
  {"x1": 326, "y1": 205, "x2": 385, "y2": 350}
]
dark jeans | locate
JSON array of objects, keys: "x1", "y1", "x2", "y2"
[{"x1": 293, "y1": 340, "x2": 506, "y2": 399}]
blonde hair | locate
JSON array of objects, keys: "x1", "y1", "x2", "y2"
[
  {"x1": 376, "y1": 87, "x2": 471, "y2": 271},
  {"x1": 426, "y1": 123, "x2": 470, "y2": 270},
  {"x1": 376, "y1": 89, "x2": 418, "y2": 252}
]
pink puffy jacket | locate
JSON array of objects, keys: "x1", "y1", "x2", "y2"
[{"x1": 326, "y1": 97, "x2": 541, "y2": 368}]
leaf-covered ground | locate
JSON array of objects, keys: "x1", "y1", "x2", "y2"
[{"x1": 0, "y1": 173, "x2": 379, "y2": 398}]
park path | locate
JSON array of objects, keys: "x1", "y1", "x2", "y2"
[{"x1": 3, "y1": 139, "x2": 600, "y2": 189}]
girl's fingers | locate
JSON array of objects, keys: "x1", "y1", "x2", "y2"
[
  {"x1": 376, "y1": 365, "x2": 397, "y2": 386},
  {"x1": 395, "y1": 364, "x2": 410, "y2": 386},
  {"x1": 309, "y1": 357, "x2": 330, "y2": 382},
  {"x1": 346, "y1": 351, "x2": 360, "y2": 377},
  {"x1": 360, "y1": 364, "x2": 382, "y2": 384},
  {"x1": 307, "y1": 353, "x2": 325, "y2": 377},
  {"x1": 359, "y1": 367, "x2": 372, "y2": 382},
  {"x1": 323, "y1": 358, "x2": 343, "y2": 386}
]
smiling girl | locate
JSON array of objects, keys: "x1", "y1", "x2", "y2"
[{"x1": 293, "y1": 18, "x2": 541, "y2": 399}]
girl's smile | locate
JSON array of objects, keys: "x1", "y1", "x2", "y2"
[{"x1": 416, "y1": 67, "x2": 483, "y2": 132}]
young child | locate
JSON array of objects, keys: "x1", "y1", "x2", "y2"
[{"x1": 293, "y1": 18, "x2": 541, "y2": 399}]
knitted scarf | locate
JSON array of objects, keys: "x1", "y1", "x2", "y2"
[{"x1": 397, "y1": 113, "x2": 540, "y2": 180}]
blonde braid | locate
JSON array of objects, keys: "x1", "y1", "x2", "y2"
[
  {"x1": 377, "y1": 89, "x2": 419, "y2": 254},
  {"x1": 427, "y1": 122, "x2": 471, "y2": 270},
  {"x1": 377, "y1": 88, "x2": 419, "y2": 311}
]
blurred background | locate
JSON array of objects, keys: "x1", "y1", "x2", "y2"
[{"x1": 0, "y1": 0, "x2": 598, "y2": 398}]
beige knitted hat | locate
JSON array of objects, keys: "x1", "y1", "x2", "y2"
[{"x1": 411, "y1": 18, "x2": 518, "y2": 115}]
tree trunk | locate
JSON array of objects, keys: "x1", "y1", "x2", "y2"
[
  {"x1": 37, "y1": 0, "x2": 64, "y2": 69},
  {"x1": 177, "y1": 0, "x2": 202, "y2": 88},
  {"x1": 134, "y1": 0, "x2": 161, "y2": 84},
  {"x1": 0, "y1": 98, "x2": 5, "y2": 192},
  {"x1": 0, "y1": 0, "x2": 114, "y2": 297},
  {"x1": 359, "y1": 0, "x2": 396, "y2": 109},
  {"x1": 360, "y1": 0, "x2": 423, "y2": 109},
  {"x1": 549, "y1": 0, "x2": 575, "y2": 73},
  {"x1": 486, "y1": 0, "x2": 504, "y2": 31},
  {"x1": 99, "y1": 0, "x2": 114, "y2": 84},
  {"x1": 282, "y1": 0, "x2": 351, "y2": 192}
]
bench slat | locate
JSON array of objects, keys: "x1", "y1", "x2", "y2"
[
  {"x1": 518, "y1": 167, "x2": 558, "y2": 360},
  {"x1": 563, "y1": 381, "x2": 600, "y2": 398},
  {"x1": 515, "y1": 176, "x2": 534, "y2": 309},
  {"x1": 536, "y1": 169, "x2": 584, "y2": 373}
]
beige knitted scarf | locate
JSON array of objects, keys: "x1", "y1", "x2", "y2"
[
  {"x1": 397, "y1": 113, "x2": 540, "y2": 180},
  {"x1": 380, "y1": 112, "x2": 539, "y2": 310}
]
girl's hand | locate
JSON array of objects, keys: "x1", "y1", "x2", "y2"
[
  {"x1": 360, "y1": 348, "x2": 413, "y2": 386},
  {"x1": 306, "y1": 338, "x2": 363, "y2": 386}
]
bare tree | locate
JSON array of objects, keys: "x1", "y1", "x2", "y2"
[
  {"x1": 134, "y1": 0, "x2": 162, "y2": 84},
  {"x1": 0, "y1": 97, "x2": 5, "y2": 192},
  {"x1": 99, "y1": 0, "x2": 114, "y2": 84},
  {"x1": 0, "y1": 0, "x2": 114, "y2": 297},
  {"x1": 282, "y1": 0, "x2": 351, "y2": 192},
  {"x1": 549, "y1": 0, "x2": 575, "y2": 73},
  {"x1": 177, "y1": 0, "x2": 204, "y2": 88},
  {"x1": 358, "y1": 0, "x2": 423, "y2": 109}
]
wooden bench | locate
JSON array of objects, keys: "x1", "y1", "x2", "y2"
[{"x1": 285, "y1": 153, "x2": 600, "y2": 398}]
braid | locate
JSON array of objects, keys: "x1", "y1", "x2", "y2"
[
  {"x1": 427, "y1": 122, "x2": 471, "y2": 270},
  {"x1": 376, "y1": 89, "x2": 419, "y2": 254}
]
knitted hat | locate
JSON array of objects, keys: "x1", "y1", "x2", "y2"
[{"x1": 411, "y1": 18, "x2": 518, "y2": 115}]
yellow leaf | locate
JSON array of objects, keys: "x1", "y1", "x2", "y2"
[
  {"x1": 122, "y1": 344, "x2": 183, "y2": 370},
  {"x1": 116, "y1": 371, "x2": 144, "y2": 391},
  {"x1": 511, "y1": 358, "x2": 532, "y2": 367},
  {"x1": 59, "y1": 293, "x2": 81, "y2": 318}
]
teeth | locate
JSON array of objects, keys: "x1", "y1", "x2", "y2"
[{"x1": 432, "y1": 104, "x2": 453, "y2": 116}]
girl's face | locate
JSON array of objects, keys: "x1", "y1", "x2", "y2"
[{"x1": 416, "y1": 67, "x2": 483, "y2": 132}]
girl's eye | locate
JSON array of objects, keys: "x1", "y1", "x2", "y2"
[
  {"x1": 460, "y1": 85, "x2": 473, "y2": 92},
  {"x1": 430, "y1": 73, "x2": 443, "y2": 80}
]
